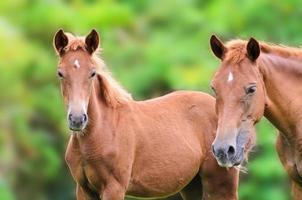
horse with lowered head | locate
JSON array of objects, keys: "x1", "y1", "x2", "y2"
[
  {"x1": 210, "y1": 35, "x2": 302, "y2": 199},
  {"x1": 53, "y1": 29, "x2": 239, "y2": 200}
]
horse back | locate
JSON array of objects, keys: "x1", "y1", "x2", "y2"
[{"x1": 134, "y1": 90, "x2": 217, "y2": 140}]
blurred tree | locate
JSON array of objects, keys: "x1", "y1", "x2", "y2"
[{"x1": 1, "y1": 0, "x2": 300, "y2": 199}]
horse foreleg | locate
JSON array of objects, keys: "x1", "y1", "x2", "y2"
[
  {"x1": 100, "y1": 179, "x2": 125, "y2": 200},
  {"x1": 76, "y1": 184, "x2": 99, "y2": 200},
  {"x1": 200, "y1": 155, "x2": 239, "y2": 200},
  {"x1": 275, "y1": 133, "x2": 295, "y2": 177},
  {"x1": 179, "y1": 175, "x2": 203, "y2": 200},
  {"x1": 76, "y1": 185, "x2": 86, "y2": 200},
  {"x1": 292, "y1": 180, "x2": 302, "y2": 200},
  {"x1": 276, "y1": 133, "x2": 302, "y2": 200}
]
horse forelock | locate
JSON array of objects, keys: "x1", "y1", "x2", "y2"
[
  {"x1": 64, "y1": 33, "x2": 88, "y2": 52},
  {"x1": 224, "y1": 39, "x2": 248, "y2": 64}
]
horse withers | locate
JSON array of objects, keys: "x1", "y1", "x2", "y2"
[
  {"x1": 210, "y1": 35, "x2": 302, "y2": 199},
  {"x1": 53, "y1": 29, "x2": 239, "y2": 200}
]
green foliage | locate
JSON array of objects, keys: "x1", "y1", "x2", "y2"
[{"x1": 1, "y1": 0, "x2": 299, "y2": 199}]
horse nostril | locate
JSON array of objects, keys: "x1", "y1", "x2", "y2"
[
  {"x1": 227, "y1": 145, "x2": 236, "y2": 156},
  {"x1": 212, "y1": 144, "x2": 216, "y2": 155},
  {"x1": 83, "y1": 114, "x2": 87, "y2": 122},
  {"x1": 68, "y1": 114, "x2": 73, "y2": 121}
]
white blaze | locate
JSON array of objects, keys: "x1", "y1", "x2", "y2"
[
  {"x1": 227, "y1": 72, "x2": 234, "y2": 82},
  {"x1": 74, "y1": 59, "x2": 80, "y2": 69}
]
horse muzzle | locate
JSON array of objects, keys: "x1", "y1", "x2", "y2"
[
  {"x1": 212, "y1": 143, "x2": 244, "y2": 167},
  {"x1": 68, "y1": 113, "x2": 88, "y2": 131},
  {"x1": 212, "y1": 130, "x2": 247, "y2": 167}
]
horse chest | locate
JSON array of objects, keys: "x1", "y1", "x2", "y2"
[
  {"x1": 82, "y1": 162, "x2": 103, "y2": 190},
  {"x1": 284, "y1": 143, "x2": 302, "y2": 183},
  {"x1": 289, "y1": 137, "x2": 302, "y2": 182},
  {"x1": 276, "y1": 134, "x2": 302, "y2": 183},
  {"x1": 66, "y1": 149, "x2": 108, "y2": 193},
  {"x1": 284, "y1": 157, "x2": 302, "y2": 183},
  {"x1": 294, "y1": 153, "x2": 302, "y2": 183},
  {"x1": 80, "y1": 151, "x2": 120, "y2": 191},
  {"x1": 70, "y1": 159, "x2": 109, "y2": 196}
]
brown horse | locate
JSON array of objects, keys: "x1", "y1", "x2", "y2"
[
  {"x1": 53, "y1": 29, "x2": 239, "y2": 200},
  {"x1": 209, "y1": 35, "x2": 302, "y2": 199}
]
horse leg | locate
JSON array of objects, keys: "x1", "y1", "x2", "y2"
[
  {"x1": 76, "y1": 185, "x2": 86, "y2": 200},
  {"x1": 179, "y1": 175, "x2": 203, "y2": 200},
  {"x1": 100, "y1": 179, "x2": 125, "y2": 200},
  {"x1": 276, "y1": 133, "x2": 302, "y2": 200},
  {"x1": 76, "y1": 184, "x2": 99, "y2": 200},
  {"x1": 291, "y1": 180, "x2": 302, "y2": 200},
  {"x1": 275, "y1": 133, "x2": 295, "y2": 177},
  {"x1": 165, "y1": 194, "x2": 183, "y2": 200},
  {"x1": 200, "y1": 154, "x2": 239, "y2": 200}
]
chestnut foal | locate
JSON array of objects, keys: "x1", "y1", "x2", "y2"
[
  {"x1": 210, "y1": 35, "x2": 302, "y2": 199},
  {"x1": 53, "y1": 29, "x2": 239, "y2": 200}
]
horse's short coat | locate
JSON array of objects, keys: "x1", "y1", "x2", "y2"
[
  {"x1": 210, "y1": 35, "x2": 302, "y2": 200},
  {"x1": 54, "y1": 30, "x2": 239, "y2": 200}
]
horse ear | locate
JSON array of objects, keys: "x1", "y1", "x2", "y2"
[
  {"x1": 85, "y1": 29, "x2": 99, "y2": 54},
  {"x1": 54, "y1": 29, "x2": 68, "y2": 56},
  {"x1": 247, "y1": 37, "x2": 260, "y2": 61},
  {"x1": 210, "y1": 35, "x2": 226, "y2": 60}
]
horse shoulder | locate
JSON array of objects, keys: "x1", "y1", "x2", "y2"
[
  {"x1": 65, "y1": 135, "x2": 81, "y2": 165},
  {"x1": 177, "y1": 92, "x2": 217, "y2": 153},
  {"x1": 65, "y1": 135, "x2": 86, "y2": 185}
]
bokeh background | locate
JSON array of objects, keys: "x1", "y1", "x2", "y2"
[{"x1": 1, "y1": 0, "x2": 300, "y2": 199}]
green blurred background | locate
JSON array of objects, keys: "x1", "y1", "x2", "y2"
[{"x1": 1, "y1": 0, "x2": 300, "y2": 199}]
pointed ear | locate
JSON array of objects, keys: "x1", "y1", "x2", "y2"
[
  {"x1": 246, "y1": 37, "x2": 260, "y2": 61},
  {"x1": 85, "y1": 29, "x2": 99, "y2": 54},
  {"x1": 210, "y1": 35, "x2": 226, "y2": 60},
  {"x1": 53, "y1": 29, "x2": 68, "y2": 56}
]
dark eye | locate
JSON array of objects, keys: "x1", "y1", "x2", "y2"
[
  {"x1": 57, "y1": 71, "x2": 64, "y2": 78},
  {"x1": 90, "y1": 71, "x2": 96, "y2": 78},
  {"x1": 245, "y1": 85, "x2": 256, "y2": 95},
  {"x1": 211, "y1": 86, "x2": 217, "y2": 96}
]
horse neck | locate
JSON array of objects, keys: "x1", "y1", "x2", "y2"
[
  {"x1": 75, "y1": 78, "x2": 123, "y2": 156},
  {"x1": 259, "y1": 53, "x2": 302, "y2": 141},
  {"x1": 86, "y1": 79, "x2": 110, "y2": 132}
]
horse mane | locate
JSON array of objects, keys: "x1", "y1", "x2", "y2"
[
  {"x1": 93, "y1": 55, "x2": 132, "y2": 107},
  {"x1": 64, "y1": 33, "x2": 132, "y2": 107},
  {"x1": 224, "y1": 39, "x2": 302, "y2": 63}
]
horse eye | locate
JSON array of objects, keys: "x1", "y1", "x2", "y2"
[
  {"x1": 57, "y1": 71, "x2": 64, "y2": 78},
  {"x1": 211, "y1": 86, "x2": 217, "y2": 96},
  {"x1": 245, "y1": 85, "x2": 256, "y2": 95},
  {"x1": 90, "y1": 71, "x2": 96, "y2": 78}
]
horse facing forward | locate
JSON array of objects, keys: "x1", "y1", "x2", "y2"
[{"x1": 53, "y1": 29, "x2": 238, "y2": 200}]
